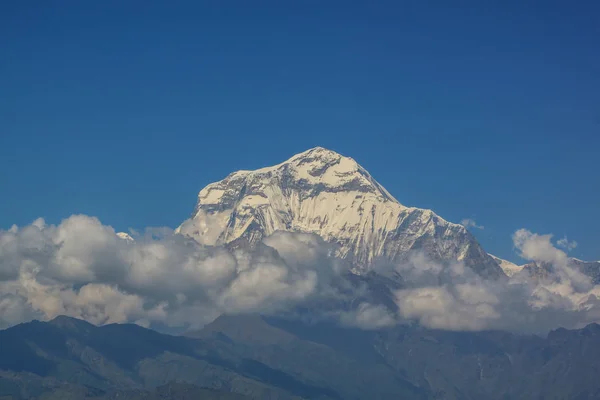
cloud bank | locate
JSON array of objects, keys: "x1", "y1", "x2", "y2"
[
  {"x1": 0, "y1": 216, "x2": 599, "y2": 335},
  {"x1": 0, "y1": 216, "x2": 345, "y2": 330},
  {"x1": 392, "y1": 229, "x2": 598, "y2": 333}
]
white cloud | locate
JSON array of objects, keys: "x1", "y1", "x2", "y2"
[
  {"x1": 391, "y1": 229, "x2": 600, "y2": 333},
  {"x1": 1, "y1": 216, "x2": 600, "y2": 335},
  {"x1": 557, "y1": 236, "x2": 578, "y2": 251},
  {"x1": 0, "y1": 216, "x2": 345, "y2": 330},
  {"x1": 395, "y1": 284, "x2": 501, "y2": 331},
  {"x1": 339, "y1": 302, "x2": 397, "y2": 330},
  {"x1": 512, "y1": 229, "x2": 568, "y2": 265},
  {"x1": 460, "y1": 218, "x2": 484, "y2": 230}
]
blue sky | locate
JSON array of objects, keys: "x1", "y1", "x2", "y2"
[{"x1": 1, "y1": 1, "x2": 598, "y2": 263}]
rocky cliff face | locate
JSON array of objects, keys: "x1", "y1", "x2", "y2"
[{"x1": 177, "y1": 147, "x2": 505, "y2": 278}]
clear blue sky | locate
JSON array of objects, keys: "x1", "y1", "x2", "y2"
[{"x1": 1, "y1": 1, "x2": 599, "y2": 263}]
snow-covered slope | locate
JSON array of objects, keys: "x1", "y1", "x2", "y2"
[
  {"x1": 489, "y1": 254, "x2": 522, "y2": 277},
  {"x1": 177, "y1": 147, "x2": 505, "y2": 278}
]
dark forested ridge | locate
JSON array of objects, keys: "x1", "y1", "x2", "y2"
[{"x1": 1, "y1": 315, "x2": 600, "y2": 399}]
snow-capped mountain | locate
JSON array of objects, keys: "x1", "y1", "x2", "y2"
[
  {"x1": 177, "y1": 147, "x2": 505, "y2": 278},
  {"x1": 489, "y1": 254, "x2": 522, "y2": 277},
  {"x1": 489, "y1": 253, "x2": 600, "y2": 283},
  {"x1": 569, "y1": 258, "x2": 600, "y2": 284},
  {"x1": 522, "y1": 258, "x2": 600, "y2": 284}
]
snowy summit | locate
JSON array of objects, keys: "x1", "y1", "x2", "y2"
[{"x1": 177, "y1": 147, "x2": 504, "y2": 278}]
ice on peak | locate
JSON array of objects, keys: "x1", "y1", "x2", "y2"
[
  {"x1": 288, "y1": 146, "x2": 347, "y2": 163},
  {"x1": 239, "y1": 146, "x2": 358, "y2": 178},
  {"x1": 303, "y1": 146, "x2": 330, "y2": 152},
  {"x1": 196, "y1": 147, "x2": 399, "y2": 207}
]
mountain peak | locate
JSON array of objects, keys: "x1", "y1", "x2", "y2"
[
  {"x1": 288, "y1": 146, "x2": 351, "y2": 165},
  {"x1": 200, "y1": 147, "x2": 398, "y2": 210},
  {"x1": 49, "y1": 315, "x2": 96, "y2": 332},
  {"x1": 177, "y1": 148, "x2": 504, "y2": 277},
  {"x1": 285, "y1": 147, "x2": 367, "y2": 186},
  {"x1": 294, "y1": 146, "x2": 339, "y2": 157}
]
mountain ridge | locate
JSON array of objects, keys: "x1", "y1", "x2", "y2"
[
  {"x1": 4, "y1": 315, "x2": 600, "y2": 399},
  {"x1": 489, "y1": 254, "x2": 600, "y2": 283}
]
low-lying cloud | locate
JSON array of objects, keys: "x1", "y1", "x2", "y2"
[
  {"x1": 0, "y1": 216, "x2": 344, "y2": 330},
  {"x1": 1, "y1": 216, "x2": 599, "y2": 335},
  {"x1": 393, "y1": 229, "x2": 598, "y2": 333}
]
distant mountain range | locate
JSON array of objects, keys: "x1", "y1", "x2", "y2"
[
  {"x1": 490, "y1": 253, "x2": 600, "y2": 282},
  {"x1": 2, "y1": 315, "x2": 600, "y2": 399}
]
